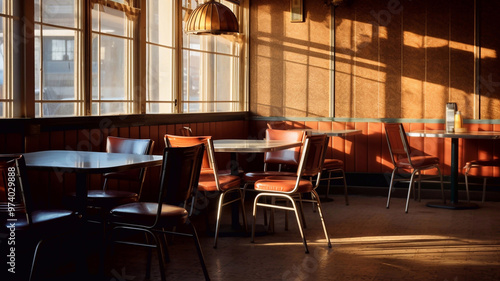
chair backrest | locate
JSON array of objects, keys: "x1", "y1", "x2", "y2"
[
  {"x1": 104, "y1": 137, "x2": 155, "y2": 193},
  {"x1": 264, "y1": 129, "x2": 306, "y2": 167},
  {"x1": 106, "y1": 136, "x2": 154, "y2": 155},
  {"x1": 384, "y1": 123, "x2": 412, "y2": 165},
  {"x1": 179, "y1": 127, "x2": 193, "y2": 136},
  {"x1": 157, "y1": 144, "x2": 205, "y2": 208},
  {"x1": 164, "y1": 135, "x2": 212, "y2": 170},
  {"x1": 296, "y1": 134, "x2": 329, "y2": 179},
  {"x1": 0, "y1": 155, "x2": 33, "y2": 226}
]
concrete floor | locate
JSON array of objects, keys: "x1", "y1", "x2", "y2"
[{"x1": 98, "y1": 194, "x2": 500, "y2": 281}]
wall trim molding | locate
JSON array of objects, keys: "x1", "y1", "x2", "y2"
[{"x1": 249, "y1": 116, "x2": 500, "y2": 124}]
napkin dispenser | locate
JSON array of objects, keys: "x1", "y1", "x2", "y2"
[{"x1": 446, "y1": 103, "x2": 457, "y2": 133}]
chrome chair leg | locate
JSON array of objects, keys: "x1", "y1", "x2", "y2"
[
  {"x1": 213, "y1": 192, "x2": 225, "y2": 249},
  {"x1": 405, "y1": 171, "x2": 418, "y2": 213},
  {"x1": 287, "y1": 195, "x2": 309, "y2": 254},
  {"x1": 386, "y1": 168, "x2": 397, "y2": 209},
  {"x1": 251, "y1": 194, "x2": 260, "y2": 243},
  {"x1": 189, "y1": 222, "x2": 211, "y2": 281},
  {"x1": 312, "y1": 190, "x2": 331, "y2": 248},
  {"x1": 297, "y1": 194, "x2": 307, "y2": 229},
  {"x1": 29, "y1": 240, "x2": 44, "y2": 281}
]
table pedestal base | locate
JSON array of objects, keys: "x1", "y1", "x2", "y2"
[{"x1": 426, "y1": 201, "x2": 479, "y2": 210}]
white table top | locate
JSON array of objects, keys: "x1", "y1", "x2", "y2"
[
  {"x1": 213, "y1": 139, "x2": 302, "y2": 153},
  {"x1": 407, "y1": 130, "x2": 500, "y2": 139},
  {"x1": 23, "y1": 150, "x2": 163, "y2": 173}
]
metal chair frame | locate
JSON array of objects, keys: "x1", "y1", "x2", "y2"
[
  {"x1": 251, "y1": 135, "x2": 331, "y2": 253},
  {"x1": 1, "y1": 155, "x2": 77, "y2": 281},
  {"x1": 164, "y1": 134, "x2": 247, "y2": 249},
  {"x1": 108, "y1": 145, "x2": 210, "y2": 281},
  {"x1": 385, "y1": 123, "x2": 445, "y2": 213},
  {"x1": 464, "y1": 159, "x2": 500, "y2": 202}
]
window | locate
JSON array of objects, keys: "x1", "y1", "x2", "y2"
[
  {"x1": 1, "y1": 0, "x2": 246, "y2": 118},
  {"x1": 34, "y1": 0, "x2": 83, "y2": 117},
  {"x1": 181, "y1": 0, "x2": 242, "y2": 113},
  {"x1": 0, "y1": 0, "x2": 13, "y2": 118},
  {"x1": 145, "y1": 0, "x2": 175, "y2": 114},
  {"x1": 91, "y1": 2, "x2": 134, "y2": 115}
]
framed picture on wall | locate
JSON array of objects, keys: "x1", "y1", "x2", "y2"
[{"x1": 290, "y1": 0, "x2": 304, "y2": 22}]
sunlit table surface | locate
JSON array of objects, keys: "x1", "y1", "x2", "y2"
[{"x1": 213, "y1": 139, "x2": 302, "y2": 153}]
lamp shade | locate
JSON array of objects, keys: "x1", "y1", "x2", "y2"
[{"x1": 185, "y1": 0, "x2": 239, "y2": 35}]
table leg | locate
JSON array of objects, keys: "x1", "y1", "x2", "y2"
[
  {"x1": 230, "y1": 152, "x2": 240, "y2": 228},
  {"x1": 75, "y1": 173, "x2": 88, "y2": 219},
  {"x1": 426, "y1": 138, "x2": 478, "y2": 210}
]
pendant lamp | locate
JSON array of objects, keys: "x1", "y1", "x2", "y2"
[{"x1": 185, "y1": 0, "x2": 239, "y2": 35}]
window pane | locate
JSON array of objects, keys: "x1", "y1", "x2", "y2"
[
  {"x1": 187, "y1": 51, "x2": 202, "y2": 102},
  {"x1": 100, "y1": 5, "x2": 127, "y2": 36},
  {"x1": 147, "y1": 45, "x2": 173, "y2": 102},
  {"x1": 216, "y1": 37, "x2": 233, "y2": 55},
  {"x1": 94, "y1": 102, "x2": 131, "y2": 115},
  {"x1": 217, "y1": 55, "x2": 232, "y2": 101},
  {"x1": 147, "y1": 0, "x2": 173, "y2": 47},
  {"x1": 42, "y1": 0, "x2": 78, "y2": 28},
  {"x1": 147, "y1": 103, "x2": 174, "y2": 114},
  {"x1": 99, "y1": 35, "x2": 128, "y2": 100},
  {"x1": 42, "y1": 102, "x2": 76, "y2": 117},
  {"x1": 40, "y1": 28, "x2": 78, "y2": 101}
]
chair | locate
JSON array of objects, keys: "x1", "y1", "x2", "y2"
[
  {"x1": 164, "y1": 134, "x2": 247, "y2": 248},
  {"x1": 0, "y1": 155, "x2": 78, "y2": 281},
  {"x1": 251, "y1": 134, "x2": 331, "y2": 253},
  {"x1": 384, "y1": 123, "x2": 445, "y2": 213},
  {"x1": 108, "y1": 144, "x2": 209, "y2": 281},
  {"x1": 464, "y1": 159, "x2": 500, "y2": 202},
  {"x1": 242, "y1": 128, "x2": 306, "y2": 198},
  {"x1": 69, "y1": 136, "x2": 154, "y2": 215},
  {"x1": 179, "y1": 126, "x2": 193, "y2": 136},
  {"x1": 242, "y1": 129, "x2": 306, "y2": 229},
  {"x1": 318, "y1": 158, "x2": 349, "y2": 205}
]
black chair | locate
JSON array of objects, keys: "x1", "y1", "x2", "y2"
[
  {"x1": 108, "y1": 144, "x2": 210, "y2": 281},
  {"x1": 0, "y1": 155, "x2": 78, "y2": 281}
]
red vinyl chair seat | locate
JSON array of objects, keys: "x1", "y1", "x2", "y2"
[
  {"x1": 198, "y1": 174, "x2": 241, "y2": 192},
  {"x1": 243, "y1": 171, "x2": 296, "y2": 182},
  {"x1": 110, "y1": 202, "x2": 188, "y2": 227},
  {"x1": 254, "y1": 176, "x2": 314, "y2": 193},
  {"x1": 396, "y1": 156, "x2": 440, "y2": 169},
  {"x1": 322, "y1": 159, "x2": 344, "y2": 170}
]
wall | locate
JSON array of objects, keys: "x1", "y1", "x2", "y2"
[
  {"x1": 249, "y1": 0, "x2": 500, "y2": 119},
  {"x1": 250, "y1": 119, "x2": 500, "y2": 177},
  {"x1": 249, "y1": 0, "x2": 332, "y2": 117}
]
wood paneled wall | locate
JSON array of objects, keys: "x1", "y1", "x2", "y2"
[
  {"x1": 251, "y1": 120, "x2": 500, "y2": 178},
  {"x1": 249, "y1": 0, "x2": 332, "y2": 117}
]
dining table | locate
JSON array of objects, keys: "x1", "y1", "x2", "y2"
[
  {"x1": 212, "y1": 139, "x2": 303, "y2": 231},
  {"x1": 23, "y1": 150, "x2": 163, "y2": 218},
  {"x1": 406, "y1": 130, "x2": 500, "y2": 209}
]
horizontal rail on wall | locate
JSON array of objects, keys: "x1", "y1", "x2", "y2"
[{"x1": 249, "y1": 116, "x2": 500, "y2": 124}]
